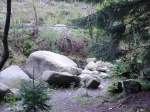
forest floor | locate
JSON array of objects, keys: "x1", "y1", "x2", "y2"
[
  {"x1": 0, "y1": 89, "x2": 150, "y2": 112},
  {"x1": 1, "y1": 79, "x2": 149, "y2": 112},
  {"x1": 49, "y1": 89, "x2": 150, "y2": 112},
  {"x1": 48, "y1": 79, "x2": 150, "y2": 112}
]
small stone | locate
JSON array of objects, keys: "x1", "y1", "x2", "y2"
[
  {"x1": 85, "y1": 61, "x2": 97, "y2": 71},
  {"x1": 86, "y1": 58, "x2": 96, "y2": 63}
]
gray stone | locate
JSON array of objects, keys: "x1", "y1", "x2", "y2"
[
  {"x1": 85, "y1": 61, "x2": 97, "y2": 71},
  {"x1": 98, "y1": 72, "x2": 110, "y2": 79},
  {"x1": 96, "y1": 61, "x2": 113, "y2": 73},
  {"x1": 79, "y1": 74, "x2": 100, "y2": 89},
  {"x1": 23, "y1": 51, "x2": 80, "y2": 79},
  {"x1": 86, "y1": 58, "x2": 96, "y2": 63},
  {"x1": 0, "y1": 83, "x2": 9, "y2": 96},
  {"x1": 96, "y1": 66, "x2": 108, "y2": 73},
  {"x1": 0, "y1": 65, "x2": 30, "y2": 89},
  {"x1": 86, "y1": 78, "x2": 100, "y2": 89},
  {"x1": 82, "y1": 69, "x2": 99, "y2": 75},
  {"x1": 42, "y1": 71, "x2": 80, "y2": 88},
  {"x1": 9, "y1": 88, "x2": 20, "y2": 97}
]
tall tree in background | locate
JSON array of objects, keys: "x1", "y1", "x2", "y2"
[{"x1": 0, "y1": 0, "x2": 11, "y2": 70}]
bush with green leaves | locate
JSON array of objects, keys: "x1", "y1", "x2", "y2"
[
  {"x1": 107, "y1": 81, "x2": 123, "y2": 93},
  {"x1": 87, "y1": 26, "x2": 121, "y2": 61},
  {"x1": 22, "y1": 40, "x2": 34, "y2": 56},
  {"x1": 88, "y1": 40, "x2": 117, "y2": 61},
  {"x1": 96, "y1": 0, "x2": 124, "y2": 11},
  {"x1": 112, "y1": 60, "x2": 130, "y2": 77},
  {"x1": 4, "y1": 95, "x2": 18, "y2": 112},
  {"x1": 20, "y1": 80, "x2": 50, "y2": 112}
]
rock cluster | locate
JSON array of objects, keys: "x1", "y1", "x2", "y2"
[
  {"x1": 79, "y1": 58, "x2": 113, "y2": 89},
  {"x1": 0, "y1": 51, "x2": 113, "y2": 97}
]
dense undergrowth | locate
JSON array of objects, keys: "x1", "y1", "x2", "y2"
[{"x1": 75, "y1": 0, "x2": 150, "y2": 75}]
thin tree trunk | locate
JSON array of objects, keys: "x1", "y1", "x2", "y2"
[{"x1": 0, "y1": 0, "x2": 11, "y2": 70}]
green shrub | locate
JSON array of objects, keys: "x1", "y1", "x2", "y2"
[
  {"x1": 112, "y1": 60, "x2": 130, "y2": 77},
  {"x1": 4, "y1": 95, "x2": 18, "y2": 104},
  {"x1": 20, "y1": 80, "x2": 50, "y2": 112},
  {"x1": 96, "y1": 0, "x2": 123, "y2": 11},
  {"x1": 88, "y1": 42, "x2": 101, "y2": 59},
  {"x1": 23, "y1": 40, "x2": 34, "y2": 56},
  {"x1": 87, "y1": 27, "x2": 121, "y2": 61},
  {"x1": 107, "y1": 81, "x2": 123, "y2": 93},
  {"x1": 4, "y1": 95, "x2": 18, "y2": 112},
  {"x1": 88, "y1": 41, "x2": 122, "y2": 61}
]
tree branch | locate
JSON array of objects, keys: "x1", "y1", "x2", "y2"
[{"x1": 0, "y1": 0, "x2": 11, "y2": 70}]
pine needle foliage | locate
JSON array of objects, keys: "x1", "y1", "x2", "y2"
[{"x1": 20, "y1": 80, "x2": 50, "y2": 112}]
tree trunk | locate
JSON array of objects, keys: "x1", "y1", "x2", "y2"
[{"x1": 0, "y1": 0, "x2": 11, "y2": 70}]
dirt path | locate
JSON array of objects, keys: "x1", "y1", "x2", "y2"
[
  {"x1": 50, "y1": 90, "x2": 150, "y2": 112},
  {"x1": 50, "y1": 88, "x2": 103, "y2": 112},
  {"x1": 49, "y1": 79, "x2": 113, "y2": 112},
  {"x1": 49, "y1": 78, "x2": 150, "y2": 112},
  {"x1": 1, "y1": 79, "x2": 150, "y2": 112}
]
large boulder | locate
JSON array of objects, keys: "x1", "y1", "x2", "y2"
[
  {"x1": 23, "y1": 51, "x2": 80, "y2": 79},
  {"x1": 0, "y1": 65, "x2": 30, "y2": 89},
  {"x1": 123, "y1": 79, "x2": 141, "y2": 94},
  {"x1": 79, "y1": 74, "x2": 100, "y2": 89},
  {"x1": 41, "y1": 71, "x2": 80, "y2": 88}
]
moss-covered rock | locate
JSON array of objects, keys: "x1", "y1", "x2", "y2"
[{"x1": 123, "y1": 79, "x2": 141, "y2": 94}]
